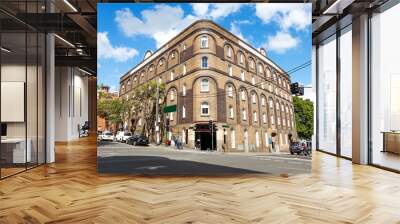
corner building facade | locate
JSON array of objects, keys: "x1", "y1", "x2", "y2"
[{"x1": 120, "y1": 20, "x2": 297, "y2": 153}]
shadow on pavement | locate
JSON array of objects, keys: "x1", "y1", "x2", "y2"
[{"x1": 97, "y1": 155, "x2": 267, "y2": 176}]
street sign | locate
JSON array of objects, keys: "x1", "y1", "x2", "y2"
[{"x1": 163, "y1": 104, "x2": 177, "y2": 113}]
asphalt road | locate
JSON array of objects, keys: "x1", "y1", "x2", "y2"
[{"x1": 97, "y1": 141, "x2": 311, "y2": 176}]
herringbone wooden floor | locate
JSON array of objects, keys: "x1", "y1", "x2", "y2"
[{"x1": 1, "y1": 136, "x2": 400, "y2": 224}]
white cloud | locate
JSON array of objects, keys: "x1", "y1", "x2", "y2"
[
  {"x1": 208, "y1": 4, "x2": 243, "y2": 20},
  {"x1": 191, "y1": 3, "x2": 244, "y2": 20},
  {"x1": 255, "y1": 3, "x2": 311, "y2": 31},
  {"x1": 191, "y1": 3, "x2": 210, "y2": 17},
  {"x1": 114, "y1": 4, "x2": 247, "y2": 48},
  {"x1": 230, "y1": 22, "x2": 248, "y2": 42},
  {"x1": 98, "y1": 32, "x2": 138, "y2": 62},
  {"x1": 264, "y1": 31, "x2": 299, "y2": 54},
  {"x1": 115, "y1": 5, "x2": 197, "y2": 48}
]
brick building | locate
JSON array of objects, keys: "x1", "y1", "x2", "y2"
[{"x1": 119, "y1": 20, "x2": 296, "y2": 153}]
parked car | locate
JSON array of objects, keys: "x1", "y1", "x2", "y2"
[
  {"x1": 290, "y1": 141, "x2": 310, "y2": 156},
  {"x1": 116, "y1": 131, "x2": 133, "y2": 142},
  {"x1": 290, "y1": 142, "x2": 303, "y2": 155},
  {"x1": 100, "y1": 131, "x2": 114, "y2": 141},
  {"x1": 126, "y1": 134, "x2": 149, "y2": 146}
]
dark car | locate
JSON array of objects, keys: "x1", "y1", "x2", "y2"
[
  {"x1": 126, "y1": 134, "x2": 149, "y2": 146},
  {"x1": 290, "y1": 142, "x2": 303, "y2": 155}
]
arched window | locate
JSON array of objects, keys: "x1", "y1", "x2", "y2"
[
  {"x1": 270, "y1": 114, "x2": 275, "y2": 125},
  {"x1": 170, "y1": 70, "x2": 175, "y2": 81},
  {"x1": 242, "y1": 108, "x2": 247, "y2": 120},
  {"x1": 255, "y1": 131, "x2": 260, "y2": 147},
  {"x1": 267, "y1": 69, "x2": 271, "y2": 78},
  {"x1": 228, "y1": 85, "x2": 233, "y2": 97},
  {"x1": 263, "y1": 113, "x2": 267, "y2": 123},
  {"x1": 227, "y1": 46, "x2": 232, "y2": 58},
  {"x1": 250, "y1": 59, "x2": 254, "y2": 69},
  {"x1": 240, "y1": 53, "x2": 244, "y2": 64},
  {"x1": 201, "y1": 102, "x2": 209, "y2": 115},
  {"x1": 261, "y1": 96, "x2": 266, "y2": 106},
  {"x1": 200, "y1": 79, "x2": 209, "y2": 92},
  {"x1": 269, "y1": 99, "x2": 274, "y2": 109},
  {"x1": 252, "y1": 93, "x2": 256, "y2": 104},
  {"x1": 251, "y1": 76, "x2": 255, "y2": 85},
  {"x1": 253, "y1": 111, "x2": 257, "y2": 122},
  {"x1": 170, "y1": 89, "x2": 175, "y2": 101},
  {"x1": 201, "y1": 56, "x2": 208, "y2": 68},
  {"x1": 241, "y1": 90, "x2": 246, "y2": 101},
  {"x1": 200, "y1": 36, "x2": 208, "y2": 48},
  {"x1": 240, "y1": 70, "x2": 245, "y2": 81},
  {"x1": 258, "y1": 64, "x2": 263, "y2": 74}
]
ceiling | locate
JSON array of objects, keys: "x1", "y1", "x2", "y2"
[{"x1": 0, "y1": 0, "x2": 97, "y2": 75}]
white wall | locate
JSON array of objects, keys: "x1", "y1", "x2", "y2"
[{"x1": 54, "y1": 67, "x2": 89, "y2": 141}]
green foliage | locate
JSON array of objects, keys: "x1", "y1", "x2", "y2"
[
  {"x1": 97, "y1": 98, "x2": 125, "y2": 126},
  {"x1": 293, "y1": 96, "x2": 314, "y2": 140}
]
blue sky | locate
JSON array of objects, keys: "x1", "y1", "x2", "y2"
[{"x1": 98, "y1": 3, "x2": 312, "y2": 91}]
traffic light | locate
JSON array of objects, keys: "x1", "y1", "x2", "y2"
[
  {"x1": 290, "y1": 82, "x2": 304, "y2": 96},
  {"x1": 166, "y1": 119, "x2": 170, "y2": 131},
  {"x1": 291, "y1": 82, "x2": 299, "y2": 95},
  {"x1": 298, "y1": 86, "x2": 304, "y2": 96}
]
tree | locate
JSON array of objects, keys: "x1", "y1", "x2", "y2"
[
  {"x1": 97, "y1": 97, "x2": 125, "y2": 132},
  {"x1": 121, "y1": 80, "x2": 166, "y2": 140},
  {"x1": 293, "y1": 96, "x2": 314, "y2": 140}
]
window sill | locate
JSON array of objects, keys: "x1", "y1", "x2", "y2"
[{"x1": 200, "y1": 114, "x2": 210, "y2": 117}]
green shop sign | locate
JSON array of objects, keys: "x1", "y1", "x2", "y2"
[{"x1": 163, "y1": 104, "x2": 177, "y2": 113}]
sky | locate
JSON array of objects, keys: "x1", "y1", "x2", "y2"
[{"x1": 98, "y1": 3, "x2": 312, "y2": 92}]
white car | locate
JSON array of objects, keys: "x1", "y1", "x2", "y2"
[
  {"x1": 115, "y1": 131, "x2": 124, "y2": 142},
  {"x1": 100, "y1": 131, "x2": 114, "y2": 141},
  {"x1": 116, "y1": 131, "x2": 132, "y2": 143}
]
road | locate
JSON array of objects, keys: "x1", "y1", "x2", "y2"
[{"x1": 98, "y1": 141, "x2": 311, "y2": 176}]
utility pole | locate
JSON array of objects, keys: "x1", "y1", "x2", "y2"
[
  {"x1": 209, "y1": 120, "x2": 213, "y2": 151},
  {"x1": 155, "y1": 79, "x2": 160, "y2": 145}
]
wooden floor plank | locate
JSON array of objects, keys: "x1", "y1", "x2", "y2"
[{"x1": 0, "y1": 136, "x2": 400, "y2": 223}]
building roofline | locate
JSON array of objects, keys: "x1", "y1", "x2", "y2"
[{"x1": 119, "y1": 19, "x2": 290, "y2": 82}]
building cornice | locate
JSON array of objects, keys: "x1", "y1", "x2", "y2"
[{"x1": 120, "y1": 20, "x2": 290, "y2": 82}]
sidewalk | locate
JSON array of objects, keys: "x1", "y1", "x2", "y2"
[{"x1": 149, "y1": 143, "x2": 298, "y2": 157}]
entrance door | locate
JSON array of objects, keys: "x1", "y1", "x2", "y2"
[{"x1": 194, "y1": 124, "x2": 216, "y2": 150}]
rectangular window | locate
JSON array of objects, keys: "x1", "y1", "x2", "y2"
[
  {"x1": 256, "y1": 131, "x2": 260, "y2": 147},
  {"x1": 317, "y1": 34, "x2": 337, "y2": 154}
]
